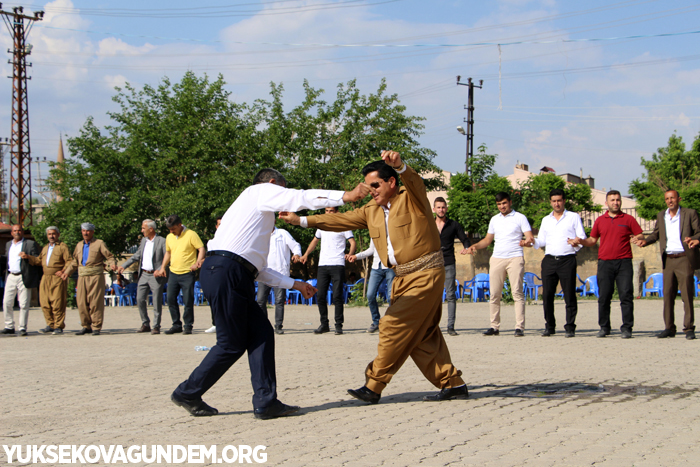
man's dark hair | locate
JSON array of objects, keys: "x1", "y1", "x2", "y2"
[
  {"x1": 165, "y1": 215, "x2": 182, "y2": 228},
  {"x1": 434, "y1": 196, "x2": 447, "y2": 206},
  {"x1": 606, "y1": 190, "x2": 621, "y2": 199},
  {"x1": 361, "y1": 161, "x2": 398, "y2": 183},
  {"x1": 253, "y1": 168, "x2": 287, "y2": 187},
  {"x1": 549, "y1": 188, "x2": 565, "y2": 200},
  {"x1": 216, "y1": 216, "x2": 223, "y2": 222},
  {"x1": 495, "y1": 192, "x2": 511, "y2": 202}
]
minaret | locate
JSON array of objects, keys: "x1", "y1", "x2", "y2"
[{"x1": 56, "y1": 135, "x2": 64, "y2": 202}]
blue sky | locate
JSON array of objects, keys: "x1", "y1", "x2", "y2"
[{"x1": 2, "y1": 0, "x2": 700, "y2": 197}]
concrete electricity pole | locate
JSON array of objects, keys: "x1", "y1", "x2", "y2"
[
  {"x1": 0, "y1": 4, "x2": 44, "y2": 227},
  {"x1": 456, "y1": 76, "x2": 482, "y2": 188}
]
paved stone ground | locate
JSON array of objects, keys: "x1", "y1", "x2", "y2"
[{"x1": 2, "y1": 296, "x2": 699, "y2": 466}]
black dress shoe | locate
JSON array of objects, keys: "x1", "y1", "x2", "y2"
[
  {"x1": 423, "y1": 385, "x2": 469, "y2": 401},
  {"x1": 1, "y1": 327, "x2": 15, "y2": 334},
  {"x1": 314, "y1": 324, "x2": 330, "y2": 334},
  {"x1": 596, "y1": 329, "x2": 610, "y2": 338},
  {"x1": 347, "y1": 386, "x2": 381, "y2": 404},
  {"x1": 274, "y1": 325, "x2": 284, "y2": 335},
  {"x1": 686, "y1": 330, "x2": 696, "y2": 340},
  {"x1": 253, "y1": 400, "x2": 300, "y2": 420},
  {"x1": 183, "y1": 327, "x2": 193, "y2": 335},
  {"x1": 541, "y1": 329, "x2": 554, "y2": 337},
  {"x1": 334, "y1": 326, "x2": 343, "y2": 335},
  {"x1": 136, "y1": 324, "x2": 151, "y2": 333},
  {"x1": 92, "y1": 330, "x2": 101, "y2": 336},
  {"x1": 657, "y1": 328, "x2": 676, "y2": 338},
  {"x1": 621, "y1": 329, "x2": 632, "y2": 339},
  {"x1": 164, "y1": 326, "x2": 183, "y2": 335},
  {"x1": 514, "y1": 329, "x2": 524, "y2": 337},
  {"x1": 483, "y1": 328, "x2": 499, "y2": 336},
  {"x1": 447, "y1": 327, "x2": 458, "y2": 336},
  {"x1": 75, "y1": 327, "x2": 92, "y2": 335},
  {"x1": 41, "y1": 326, "x2": 54, "y2": 333},
  {"x1": 171, "y1": 391, "x2": 218, "y2": 417},
  {"x1": 565, "y1": 331, "x2": 575, "y2": 338},
  {"x1": 19, "y1": 329, "x2": 27, "y2": 336}
]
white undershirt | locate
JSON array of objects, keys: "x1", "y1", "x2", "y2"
[
  {"x1": 8, "y1": 239, "x2": 23, "y2": 273},
  {"x1": 46, "y1": 244, "x2": 55, "y2": 266},
  {"x1": 142, "y1": 237, "x2": 155, "y2": 270},
  {"x1": 664, "y1": 208, "x2": 684, "y2": 254}
]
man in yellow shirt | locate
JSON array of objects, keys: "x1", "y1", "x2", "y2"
[{"x1": 156, "y1": 215, "x2": 205, "y2": 335}]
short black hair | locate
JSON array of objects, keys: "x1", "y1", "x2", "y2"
[
  {"x1": 253, "y1": 168, "x2": 287, "y2": 186},
  {"x1": 549, "y1": 188, "x2": 565, "y2": 200},
  {"x1": 495, "y1": 192, "x2": 511, "y2": 202},
  {"x1": 362, "y1": 161, "x2": 398, "y2": 183},
  {"x1": 216, "y1": 216, "x2": 223, "y2": 221},
  {"x1": 165, "y1": 215, "x2": 182, "y2": 228},
  {"x1": 606, "y1": 190, "x2": 621, "y2": 199},
  {"x1": 434, "y1": 196, "x2": 447, "y2": 206}
]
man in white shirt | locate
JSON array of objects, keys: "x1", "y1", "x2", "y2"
[
  {"x1": 3, "y1": 225, "x2": 40, "y2": 336},
  {"x1": 523, "y1": 189, "x2": 586, "y2": 337},
  {"x1": 117, "y1": 219, "x2": 167, "y2": 334},
  {"x1": 467, "y1": 192, "x2": 533, "y2": 337},
  {"x1": 301, "y1": 207, "x2": 356, "y2": 335},
  {"x1": 256, "y1": 227, "x2": 302, "y2": 335},
  {"x1": 347, "y1": 238, "x2": 394, "y2": 333},
  {"x1": 170, "y1": 168, "x2": 368, "y2": 420}
]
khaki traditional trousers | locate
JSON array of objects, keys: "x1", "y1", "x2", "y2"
[
  {"x1": 40, "y1": 274, "x2": 68, "y2": 330},
  {"x1": 77, "y1": 274, "x2": 106, "y2": 330},
  {"x1": 365, "y1": 266, "x2": 465, "y2": 394}
]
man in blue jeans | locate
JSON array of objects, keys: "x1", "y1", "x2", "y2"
[{"x1": 348, "y1": 239, "x2": 394, "y2": 333}]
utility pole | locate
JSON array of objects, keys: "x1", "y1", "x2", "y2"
[
  {"x1": 0, "y1": 4, "x2": 44, "y2": 227},
  {"x1": 0, "y1": 137, "x2": 9, "y2": 223},
  {"x1": 456, "y1": 76, "x2": 482, "y2": 188}
]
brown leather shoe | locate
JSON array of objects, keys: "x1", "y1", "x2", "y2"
[
  {"x1": 151, "y1": 326, "x2": 160, "y2": 335},
  {"x1": 136, "y1": 324, "x2": 151, "y2": 333}
]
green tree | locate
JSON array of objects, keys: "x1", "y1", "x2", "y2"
[
  {"x1": 33, "y1": 74, "x2": 442, "y2": 256},
  {"x1": 447, "y1": 145, "x2": 512, "y2": 237},
  {"x1": 629, "y1": 132, "x2": 700, "y2": 219},
  {"x1": 514, "y1": 172, "x2": 600, "y2": 230}
]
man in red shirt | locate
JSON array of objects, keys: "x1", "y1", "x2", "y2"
[{"x1": 571, "y1": 190, "x2": 644, "y2": 338}]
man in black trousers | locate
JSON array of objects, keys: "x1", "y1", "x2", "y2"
[{"x1": 170, "y1": 168, "x2": 368, "y2": 419}]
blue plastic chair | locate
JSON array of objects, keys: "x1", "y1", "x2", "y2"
[
  {"x1": 442, "y1": 279, "x2": 461, "y2": 302},
  {"x1": 194, "y1": 281, "x2": 205, "y2": 305},
  {"x1": 695, "y1": 276, "x2": 699, "y2": 298},
  {"x1": 287, "y1": 279, "x2": 304, "y2": 305},
  {"x1": 472, "y1": 273, "x2": 490, "y2": 302},
  {"x1": 345, "y1": 278, "x2": 364, "y2": 303},
  {"x1": 642, "y1": 273, "x2": 663, "y2": 297},
  {"x1": 126, "y1": 283, "x2": 138, "y2": 305},
  {"x1": 523, "y1": 272, "x2": 542, "y2": 300},
  {"x1": 111, "y1": 284, "x2": 132, "y2": 306},
  {"x1": 462, "y1": 279, "x2": 474, "y2": 302},
  {"x1": 580, "y1": 275, "x2": 599, "y2": 298}
]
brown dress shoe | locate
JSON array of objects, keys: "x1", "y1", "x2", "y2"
[
  {"x1": 136, "y1": 324, "x2": 151, "y2": 333},
  {"x1": 151, "y1": 326, "x2": 161, "y2": 335}
]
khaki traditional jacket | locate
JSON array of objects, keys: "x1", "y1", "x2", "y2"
[
  {"x1": 69, "y1": 239, "x2": 115, "y2": 276},
  {"x1": 27, "y1": 241, "x2": 73, "y2": 276},
  {"x1": 307, "y1": 164, "x2": 441, "y2": 267}
]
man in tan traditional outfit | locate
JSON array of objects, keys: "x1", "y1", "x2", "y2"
[
  {"x1": 281, "y1": 151, "x2": 467, "y2": 403},
  {"x1": 20, "y1": 226, "x2": 73, "y2": 335},
  {"x1": 71, "y1": 223, "x2": 116, "y2": 336}
]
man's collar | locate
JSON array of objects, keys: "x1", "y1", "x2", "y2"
[{"x1": 12, "y1": 238, "x2": 23, "y2": 244}]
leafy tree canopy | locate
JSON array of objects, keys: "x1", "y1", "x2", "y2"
[
  {"x1": 629, "y1": 132, "x2": 700, "y2": 219},
  {"x1": 33, "y1": 72, "x2": 442, "y2": 255}
]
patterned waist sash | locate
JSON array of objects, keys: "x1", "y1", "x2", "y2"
[
  {"x1": 78, "y1": 265, "x2": 104, "y2": 277},
  {"x1": 395, "y1": 250, "x2": 444, "y2": 277}
]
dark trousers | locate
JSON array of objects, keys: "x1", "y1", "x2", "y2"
[
  {"x1": 168, "y1": 271, "x2": 196, "y2": 329},
  {"x1": 316, "y1": 265, "x2": 345, "y2": 327},
  {"x1": 256, "y1": 284, "x2": 287, "y2": 328},
  {"x1": 541, "y1": 254, "x2": 578, "y2": 332},
  {"x1": 662, "y1": 256, "x2": 696, "y2": 332},
  {"x1": 597, "y1": 259, "x2": 634, "y2": 332},
  {"x1": 175, "y1": 255, "x2": 277, "y2": 409}
]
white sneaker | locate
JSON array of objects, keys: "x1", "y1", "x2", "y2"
[{"x1": 204, "y1": 326, "x2": 216, "y2": 333}]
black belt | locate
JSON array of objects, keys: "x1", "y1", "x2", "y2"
[
  {"x1": 9, "y1": 272, "x2": 21, "y2": 276},
  {"x1": 207, "y1": 251, "x2": 258, "y2": 278},
  {"x1": 545, "y1": 254, "x2": 576, "y2": 261},
  {"x1": 141, "y1": 269, "x2": 154, "y2": 274},
  {"x1": 667, "y1": 252, "x2": 686, "y2": 259}
]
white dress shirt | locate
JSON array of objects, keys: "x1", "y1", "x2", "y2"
[
  {"x1": 266, "y1": 228, "x2": 302, "y2": 278},
  {"x1": 208, "y1": 183, "x2": 345, "y2": 288},
  {"x1": 142, "y1": 237, "x2": 155, "y2": 271},
  {"x1": 488, "y1": 210, "x2": 532, "y2": 259},
  {"x1": 46, "y1": 244, "x2": 55, "y2": 266},
  {"x1": 664, "y1": 209, "x2": 684, "y2": 254},
  {"x1": 8, "y1": 239, "x2": 23, "y2": 273},
  {"x1": 355, "y1": 238, "x2": 389, "y2": 270},
  {"x1": 315, "y1": 229, "x2": 353, "y2": 266},
  {"x1": 534, "y1": 210, "x2": 586, "y2": 256}
]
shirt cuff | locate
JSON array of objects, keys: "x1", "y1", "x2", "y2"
[
  {"x1": 396, "y1": 163, "x2": 407, "y2": 174},
  {"x1": 300, "y1": 217, "x2": 308, "y2": 228},
  {"x1": 328, "y1": 190, "x2": 345, "y2": 204}
]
